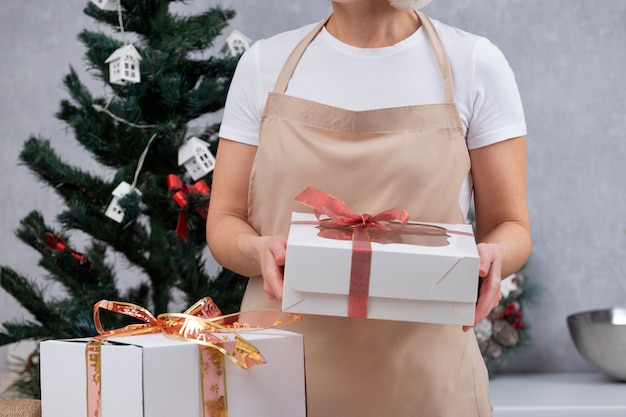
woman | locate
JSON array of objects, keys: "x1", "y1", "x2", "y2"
[{"x1": 207, "y1": 0, "x2": 531, "y2": 415}]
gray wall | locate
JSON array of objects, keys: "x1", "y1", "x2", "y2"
[{"x1": 1, "y1": 0, "x2": 625, "y2": 379}]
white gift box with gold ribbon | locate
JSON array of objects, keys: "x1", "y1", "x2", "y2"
[{"x1": 40, "y1": 330, "x2": 305, "y2": 417}]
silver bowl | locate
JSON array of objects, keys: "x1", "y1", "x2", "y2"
[{"x1": 567, "y1": 308, "x2": 626, "y2": 381}]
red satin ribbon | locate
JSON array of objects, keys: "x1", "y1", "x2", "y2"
[
  {"x1": 294, "y1": 187, "x2": 412, "y2": 318},
  {"x1": 42, "y1": 231, "x2": 90, "y2": 266},
  {"x1": 167, "y1": 174, "x2": 211, "y2": 242}
]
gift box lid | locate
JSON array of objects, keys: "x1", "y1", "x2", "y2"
[{"x1": 285, "y1": 212, "x2": 480, "y2": 303}]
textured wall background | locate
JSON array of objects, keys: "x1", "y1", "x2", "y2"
[{"x1": 1, "y1": 0, "x2": 625, "y2": 379}]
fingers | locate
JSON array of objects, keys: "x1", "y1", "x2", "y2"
[
  {"x1": 463, "y1": 278, "x2": 502, "y2": 332},
  {"x1": 262, "y1": 270, "x2": 284, "y2": 301},
  {"x1": 261, "y1": 236, "x2": 287, "y2": 302},
  {"x1": 269, "y1": 236, "x2": 287, "y2": 267},
  {"x1": 475, "y1": 274, "x2": 502, "y2": 322},
  {"x1": 477, "y1": 242, "x2": 495, "y2": 278},
  {"x1": 463, "y1": 243, "x2": 503, "y2": 332}
]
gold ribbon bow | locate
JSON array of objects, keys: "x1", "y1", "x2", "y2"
[{"x1": 86, "y1": 297, "x2": 302, "y2": 417}]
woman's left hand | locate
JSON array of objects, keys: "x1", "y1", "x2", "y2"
[{"x1": 463, "y1": 242, "x2": 505, "y2": 332}]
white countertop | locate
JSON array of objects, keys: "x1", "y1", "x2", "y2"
[{"x1": 491, "y1": 373, "x2": 626, "y2": 417}]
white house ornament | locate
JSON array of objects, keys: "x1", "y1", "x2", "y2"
[
  {"x1": 90, "y1": 0, "x2": 117, "y2": 10},
  {"x1": 221, "y1": 29, "x2": 252, "y2": 56},
  {"x1": 105, "y1": 181, "x2": 142, "y2": 223},
  {"x1": 500, "y1": 274, "x2": 520, "y2": 298},
  {"x1": 105, "y1": 44, "x2": 142, "y2": 85},
  {"x1": 177, "y1": 137, "x2": 216, "y2": 181}
]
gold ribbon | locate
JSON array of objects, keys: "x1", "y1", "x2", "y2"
[{"x1": 86, "y1": 297, "x2": 302, "y2": 417}]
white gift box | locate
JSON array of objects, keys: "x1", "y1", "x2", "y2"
[
  {"x1": 283, "y1": 212, "x2": 480, "y2": 325},
  {"x1": 40, "y1": 330, "x2": 305, "y2": 417}
]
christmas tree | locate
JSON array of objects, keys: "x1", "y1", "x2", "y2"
[{"x1": 0, "y1": 0, "x2": 247, "y2": 397}]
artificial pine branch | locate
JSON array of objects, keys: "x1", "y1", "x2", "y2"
[
  {"x1": 15, "y1": 212, "x2": 105, "y2": 300},
  {"x1": 19, "y1": 138, "x2": 110, "y2": 205},
  {"x1": 0, "y1": 268, "x2": 64, "y2": 334},
  {"x1": 57, "y1": 198, "x2": 151, "y2": 267}
]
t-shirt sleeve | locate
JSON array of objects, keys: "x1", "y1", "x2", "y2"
[
  {"x1": 466, "y1": 38, "x2": 527, "y2": 150},
  {"x1": 218, "y1": 42, "x2": 264, "y2": 146}
]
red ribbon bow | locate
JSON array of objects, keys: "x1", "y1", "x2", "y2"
[
  {"x1": 167, "y1": 174, "x2": 211, "y2": 242},
  {"x1": 294, "y1": 187, "x2": 412, "y2": 318},
  {"x1": 42, "y1": 231, "x2": 90, "y2": 266}
]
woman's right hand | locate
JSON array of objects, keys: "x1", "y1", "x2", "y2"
[{"x1": 251, "y1": 235, "x2": 288, "y2": 301}]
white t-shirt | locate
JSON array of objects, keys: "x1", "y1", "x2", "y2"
[{"x1": 219, "y1": 18, "x2": 527, "y2": 218}]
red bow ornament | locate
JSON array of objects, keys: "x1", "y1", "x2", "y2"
[
  {"x1": 167, "y1": 174, "x2": 211, "y2": 242},
  {"x1": 42, "y1": 231, "x2": 90, "y2": 266}
]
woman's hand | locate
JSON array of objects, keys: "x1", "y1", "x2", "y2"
[
  {"x1": 251, "y1": 235, "x2": 288, "y2": 301},
  {"x1": 463, "y1": 242, "x2": 505, "y2": 332}
]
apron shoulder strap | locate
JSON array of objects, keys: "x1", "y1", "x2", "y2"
[
  {"x1": 416, "y1": 12, "x2": 455, "y2": 103},
  {"x1": 273, "y1": 18, "x2": 329, "y2": 94}
]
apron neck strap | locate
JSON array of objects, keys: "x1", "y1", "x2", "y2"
[
  {"x1": 272, "y1": 13, "x2": 455, "y2": 104},
  {"x1": 272, "y1": 17, "x2": 329, "y2": 95},
  {"x1": 415, "y1": 11, "x2": 455, "y2": 103}
]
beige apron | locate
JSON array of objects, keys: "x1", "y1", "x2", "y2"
[{"x1": 245, "y1": 12, "x2": 491, "y2": 417}]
